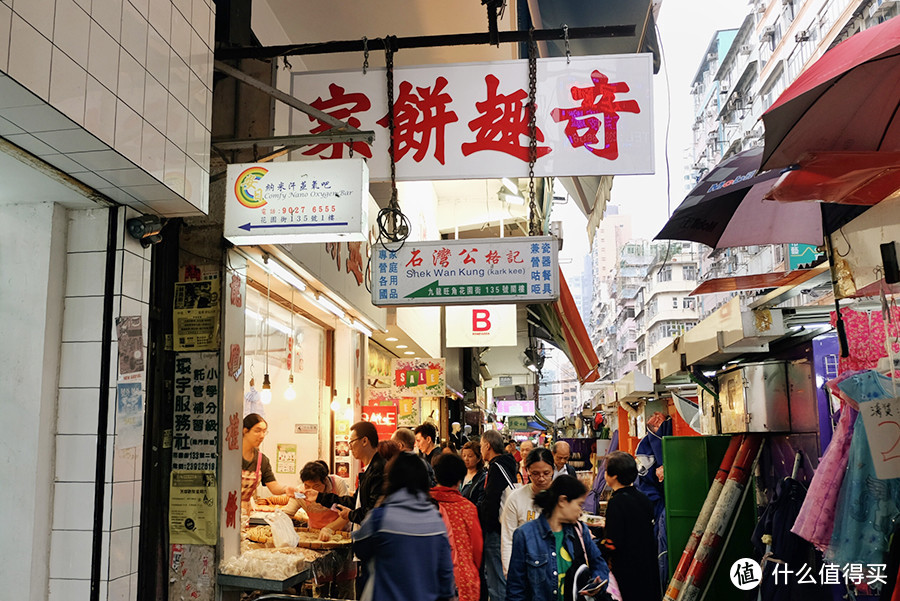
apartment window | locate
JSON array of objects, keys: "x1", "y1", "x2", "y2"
[
  {"x1": 672, "y1": 297, "x2": 679, "y2": 309},
  {"x1": 683, "y1": 265, "x2": 697, "y2": 280},
  {"x1": 657, "y1": 266, "x2": 672, "y2": 282},
  {"x1": 683, "y1": 297, "x2": 696, "y2": 310},
  {"x1": 647, "y1": 298, "x2": 658, "y2": 318}
]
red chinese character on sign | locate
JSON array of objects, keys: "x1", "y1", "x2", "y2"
[
  {"x1": 485, "y1": 250, "x2": 501, "y2": 265},
  {"x1": 459, "y1": 248, "x2": 478, "y2": 264},
  {"x1": 376, "y1": 77, "x2": 458, "y2": 164},
  {"x1": 433, "y1": 247, "x2": 451, "y2": 267},
  {"x1": 346, "y1": 242, "x2": 364, "y2": 285},
  {"x1": 229, "y1": 274, "x2": 242, "y2": 307},
  {"x1": 225, "y1": 491, "x2": 238, "y2": 528},
  {"x1": 226, "y1": 412, "x2": 239, "y2": 450},
  {"x1": 507, "y1": 250, "x2": 524, "y2": 264},
  {"x1": 406, "y1": 249, "x2": 423, "y2": 267},
  {"x1": 227, "y1": 344, "x2": 242, "y2": 381},
  {"x1": 550, "y1": 70, "x2": 641, "y2": 160},
  {"x1": 462, "y1": 74, "x2": 551, "y2": 162},
  {"x1": 302, "y1": 84, "x2": 372, "y2": 159},
  {"x1": 326, "y1": 241, "x2": 342, "y2": 270}
]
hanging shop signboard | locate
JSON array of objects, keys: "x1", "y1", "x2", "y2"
[
  {"x1": 392, "y1": 357, "x2": 446, "y2": 397},
  {"x1": 496, "y1": 400, "x2": 536, "y2": 417},
  {"x1": 445, "y1": 304, "x2": 518, "y2": 347},
  {"x1": 372, "y1": 236, "x2": 559, "y2": 306},
  {"x1": 290, "y1": 54, "x2": 654, "y2": 179},
  {"x1": 172, "y1": 352, "x2": 219, "y2": 471},
  {"x1": 224, "y1": 158, "x2": 369, "y2": 246}
]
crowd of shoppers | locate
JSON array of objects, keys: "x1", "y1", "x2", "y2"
[{"x1": 249, "y1": 418, "x2": 661, "y2": 601}]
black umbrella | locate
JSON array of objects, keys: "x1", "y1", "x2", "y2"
[{"x1": 655, "y1": 147, "x2": 867, "y2": 249}]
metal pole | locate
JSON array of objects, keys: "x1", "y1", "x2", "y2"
[{"x1": 215, "y1": 25, "x2": 637, "y2": 61}]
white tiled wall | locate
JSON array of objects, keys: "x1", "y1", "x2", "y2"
[
  {"x1": 49, "y1": 207, "x2": 151, "y2": 601},
  {"x1": 0, "y1": 0, "x2": 215, "y2": 217}
]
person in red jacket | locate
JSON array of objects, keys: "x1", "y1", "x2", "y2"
[{"x1": 432, "y1": 453, "x2": 483, "y2": 601}]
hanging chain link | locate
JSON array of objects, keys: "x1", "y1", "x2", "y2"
[
  {"x1": 527, "y1": 29, "x2": 539, "y2": 236},
  {"x1": 362, "y1": 37, "x2": 369, "y2": 74},
  {"x1": 385, "y1": 37, "x2": 398, "y2": 211},
  {"x1": 563, "y1": 24, "x2": 571, "y2": 64}
]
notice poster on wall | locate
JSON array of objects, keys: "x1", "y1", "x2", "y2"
[
  {"x1": 172, "y1": 352, "x2": 219, "y2": 471},
  {"x1": 169, "y1": 471, "x2": 217, "y2": 545},
  {"x1": 115, "y1": 381, "x2": 144, "y2": 449},
  {"x1": 276, "y1": 444, "x2": 297, "y2": 474},
  {"x1": 115, "y1": 315, "x2": 145, "y2": 378},
  {"x1": 173, "y1": 281, "x2": 220, "y2": 351}
]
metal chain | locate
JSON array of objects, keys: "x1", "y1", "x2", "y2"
[
  {"x1": 385, "y1": 38, "x2": 397, "y2": 208},
  {"x1": 563, "y1": 24, "x2": 571, "y2": 64},
  {"x1": 362, "y1": 37, "x2": 369, "y2": 74},
  {"x1": 527, "y1": 29, "x2": 539, "y2": 236}
]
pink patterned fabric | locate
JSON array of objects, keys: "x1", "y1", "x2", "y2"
[
  {"x1": 790, "y1": 402, "x2": 858, "y2": 551},
  {"x1": 831, "y1": 307, "x2": 900, "y2": 373}
]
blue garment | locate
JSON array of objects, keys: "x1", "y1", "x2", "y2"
[
  {"x1": 353, "y1": 488, "x2": 455, "y2": 601},
  {"x1": 635, "y1": 417, "x2": 671, "y2": 591},
  {"x1": 483, "y1": 530, "x2": 505, "y2": 601},
  {"x1": 828, "y1": 371, "x2": 900, "y2": 567},
  {"x1": 585, "y1": 430, "x2": 618, "y2": 514},
  {"x1": 506, "y1": 515, "x2": 610, "y2": 601}
]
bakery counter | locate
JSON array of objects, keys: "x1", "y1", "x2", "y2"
[{"x1": 218, "y1": 545, "x2": 353, "y2": 592}]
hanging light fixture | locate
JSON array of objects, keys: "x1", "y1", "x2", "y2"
[
  {"x1": 284, "y1": 287, "x2": 296, "y2": 400},
  {"x1": 260, "y1": 268, "x2": 273, "y2": 405}
]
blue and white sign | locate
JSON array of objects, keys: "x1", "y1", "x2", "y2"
[
  {"x1": 224, "y1": 158, "x2": 369, "y2": 245},
  {"x1": 372, "y1": 236, "x2": 559, "y2": 306}
]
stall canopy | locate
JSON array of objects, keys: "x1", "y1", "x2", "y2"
[{"x1": 528, "y1": 269, "x2": 601, "y2": 384}]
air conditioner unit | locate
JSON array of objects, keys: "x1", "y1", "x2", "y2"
[
  {"x1": 795, "y1": 30, "x2": 810, "y2": 42},
  {"x1": 720, "y1": 86, "x2": 729, "y2": 95},
  {"x1": 707, "y1": 130, "x2": 719, "y2": 138},
  {"x1": 762, "y1": 26, "x2": 776, "y2": 38},
  {"x1": 782, "y1": 0, "x2": 792, "y2": 6},
  {"x1": 756, "y1": 4, "x2": 767, "y2": 13},
  {"x1": 708, "y1": 53, "x2": 718, "y2": 62},
  {"x1": 739, "y1": 44, "x2": 752, "y2": 54}
]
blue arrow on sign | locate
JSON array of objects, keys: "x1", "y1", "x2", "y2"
[{"x1": 238, "y1": 222, "x2": 349, "y2": 231}]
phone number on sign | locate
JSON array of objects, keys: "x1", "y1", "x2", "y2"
[{"x1": 261, "y1": 206, "x2": 338, "y2": 215}]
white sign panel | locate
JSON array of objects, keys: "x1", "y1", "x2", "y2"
[
  {"x1": 290, "y1": 54, "x2": 653, "y2": 180},
  {"x1": 446, "y1": 304, "x2": 517, "y2": 347},
  {"x1": 372, "y1": 236, "x2": 559, "y2": 306},
  {"x1": 224, "y1": 158, "x2": 368, "y2": 245},
  {"x1": 859, "y1": 396, "x2": 900, "y2": 480}
]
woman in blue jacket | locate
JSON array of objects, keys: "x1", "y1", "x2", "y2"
[
  {"x1": 506, "y1": 475, "x2": 610, "y2": 601},
  {"x1": 353, "y1": 452, "x2": 456, "y2": 601}
]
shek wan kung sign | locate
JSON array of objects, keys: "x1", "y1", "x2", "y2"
[{"x1": 290, "y1": 54, "x2": 654, "y2": 180}]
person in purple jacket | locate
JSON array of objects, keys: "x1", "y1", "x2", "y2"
[{"x1": 353, "y1": 452, "x2": 456, "y2": 601}]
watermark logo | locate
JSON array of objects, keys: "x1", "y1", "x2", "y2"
[{"x1": 730, "y1": 558, "x2": 762, "y2": 590}]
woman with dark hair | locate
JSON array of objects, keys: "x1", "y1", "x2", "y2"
[
  {"x1": 241, "y1": 414, "x2": 296, "y2": 513},
  {"x1": 353, "y1": 453, "x2": 456, "y2": 601},
  {"x1": 500, "y1": 448, "x2": 556, "y2": 575},
  {"x1": 377, "y1": 439, "x2": 402, "y2": 462},
  {"x1": 459, "y1": 440, "x2": 486, "y2": 505},
  {"x1": 506, "y1": 475, "x2": 610, "y2": 601},
  {"x1": 432, "y1": 453, "x2": 483, "y2": 601}
]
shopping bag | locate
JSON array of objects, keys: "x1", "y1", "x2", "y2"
[{"x1": 264, "y1": 509, "x2": 299, "y2": 548}]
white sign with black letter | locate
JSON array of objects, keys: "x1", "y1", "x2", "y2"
[{"x1": 445, "y1": 304, "x2": 517, "y2": 347}]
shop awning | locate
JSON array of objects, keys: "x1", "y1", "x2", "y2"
[
  {"x1": 615, "y1": 369, "x2": 654, "y2": 401},
  {"x1": 689, "y1": 265, "x2": 828, "y2": 295},
  {"x1": 528, "y1": 269, "x2": 601, "y2": 384}
]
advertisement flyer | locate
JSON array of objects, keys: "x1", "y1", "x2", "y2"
[
  {"x1": 276, "y1": 443, "x2": 297, "y2": 474},
  {"x1": 173, "y1": 281, "x2": 220, "y2": 351},
  {"x1": 169, "y1": 471, "x2": 217, "y2": 545}
]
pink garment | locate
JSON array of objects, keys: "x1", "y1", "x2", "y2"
[
  {"x1": 790, "y1": 402, "x2": 858, "y2": 551},
  {"x1": 831, "y1": 307, "x2": 900, "y2": 373}
]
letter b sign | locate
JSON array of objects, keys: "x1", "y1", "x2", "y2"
[{"x1": 472, "y1": 309, "x2": 491, "y2": 332}]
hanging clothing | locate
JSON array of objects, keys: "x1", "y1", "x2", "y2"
[
  {"x1": 585, "y1": 430, "x2": 618, "y2": 515},
  {"x1": 831, "y1": 307, "x2": 900, "y2": 374},
  {"x1": 753, "y1": 477, "x2": 829, "y2": 601},
  {"x1": 791, "y1": 403, "x2": 859, "y2": 551},
  {"x1": 635, "y1": 417, "x2": 671, "y2": 593},
  {"x1": 827, "y1": 371, "x2": 900, "y2": 567}
]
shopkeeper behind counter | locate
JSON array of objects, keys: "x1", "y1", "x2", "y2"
[{"x1": 241, "y1": 413, "x2": 296, "y2": 508}]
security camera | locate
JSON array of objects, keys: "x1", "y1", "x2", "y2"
[{"x1": 126, "y1": 215, "x2": 164, "y2": 248}]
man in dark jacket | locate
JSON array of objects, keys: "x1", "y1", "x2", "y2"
[
  {"x1": 478, "y1": 429, "x2": 518, "y2": 601},
  {"x1": 307, "y1": 421, "x2": 385, "y2": 593}
]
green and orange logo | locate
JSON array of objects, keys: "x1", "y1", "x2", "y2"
[{"x1": 234, "y1": 166, "x2": 269, "y2": 208}]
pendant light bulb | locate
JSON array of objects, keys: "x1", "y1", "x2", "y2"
[
  {"x1": 330, "y1": 398, "x2": 341, "y2": 412},
  {"x1": 261, "y1": 373, "x2": 272, "y2": 404},
  {"x1": 284, "y1": 373, "x2": 296, "y2": 400}
]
